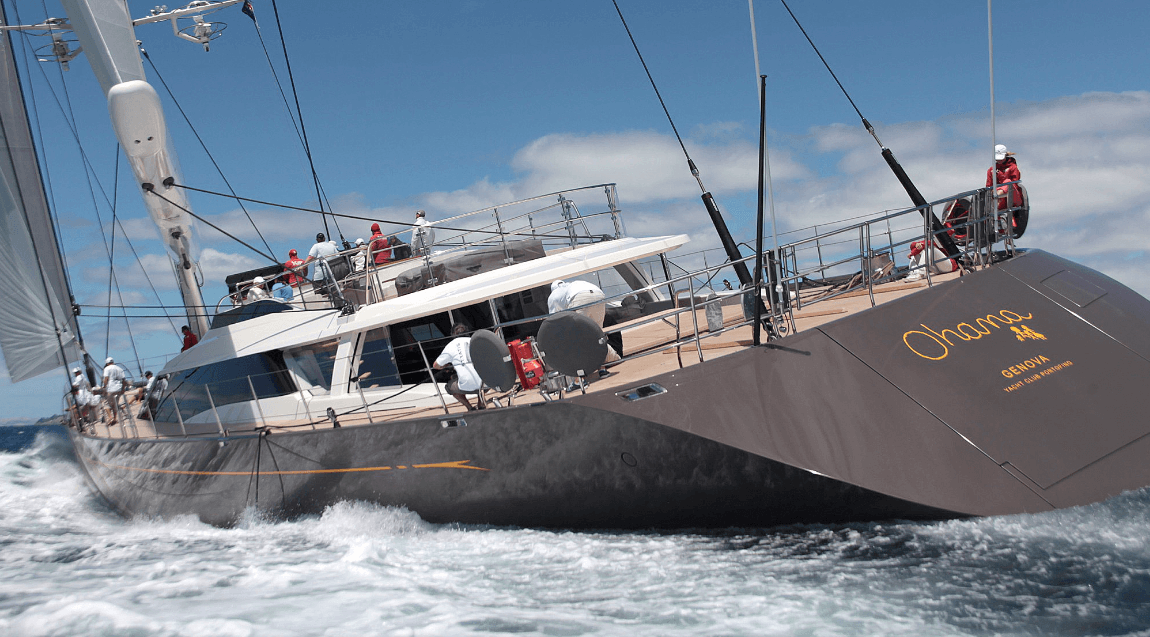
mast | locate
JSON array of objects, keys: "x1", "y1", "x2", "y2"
[{"x1": 59, "y1": 0, "x2": 214, "y2": 336}]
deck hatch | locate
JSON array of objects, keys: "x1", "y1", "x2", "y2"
[
  {"x1": 1041, "y1": 270, "x2": 1106, "y2": 308},
  {"x1": 616, "y1": 383, "x2": 668, "y2": 402}
]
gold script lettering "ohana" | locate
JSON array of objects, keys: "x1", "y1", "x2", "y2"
[{"x1": 903, "y1": 310, "x2": 1033, "y2": 361}]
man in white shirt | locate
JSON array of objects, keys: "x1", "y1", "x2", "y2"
[
  {"x1": 548, "y1": 279, "x2": 620, "y2": 365},
  {"x1": 306, "y1": 232, "x2": 348, "y2": 288},
  {"x1": 432, "y1": 323, "x2": 485, "y2": 411},
  {"x1": 246, "y1": 276, "x2": 270, "y2": 302},
  {"x1": 137, "y1": 372, "x2": 167, "y2": 420},
  {"x1": 547, "y1": 279, "x2": 608, "y2": 324},
  {"x1": 351, "y1": 238, "x2": 367, "y2": 272},
  {"x1": 101, "y1": 356, "x2": 127, "y2": 426},
  {"x1": 412, "y1": 210, "x2": 435, "y2": 256},
  {"x1": 70, "y1": 366, "x2": 96, "y2": 424}
]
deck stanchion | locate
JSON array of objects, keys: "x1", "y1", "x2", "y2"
[
  {"x1": 418, "y1": 341, "x2": 451, "y2": 414},
  {"x1": 606, "y1": 184, "x2": 623, "y2": 239},
  {"x1": 173, "y1": 397, "x2": 187, "y2": 437},
  {"x1": 122, "y1": 394, "x2": 140, "y2": 438},
  {"x1": 300, "y1": 391, "x2": 317, "y2": 430},
  {"x1": 687, "y1": 279, "x2": 704, "y2": 363},
  {"x1": 356, "y1": 383, "x2": 375, "y2": 424},
  {"x1": 660, "y1": 254, "x2": 684, "y2": 368},
  {"x1": 864, "y1": 225, "x2": 876, "y2": 308},
  {"x1": 204, "y1": 385, "x2": 225, "y2": 436},
  {"x1": 248, "y1": 376, "x2": 267, "y2": 428},
  {"x1": 814, "y1": 224, "x2": 825, "y2": 280},
  {"x1": 922, "y1": 209, "x2": 934, "y2": 287}
]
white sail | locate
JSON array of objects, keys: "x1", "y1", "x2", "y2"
[{"x1": 0, "y1": 20, "x2": 83, "y2": 381}]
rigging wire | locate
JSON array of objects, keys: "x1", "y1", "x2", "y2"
[
  {"x1": 267, "y1": 0, "x2": 343, "y2": 242},
  {"x1": 22, "y1": 1, "x2": 79, "y2": 327},
  {"x1": 144, "y1": 186, "x2": 276, "y2": 263},
  {"x1": 777, "y1": 0, "x2": 865, "y2": 122},
  {"x1": 107, "y1": 149, "x2": 145, "y2": 375},
  {"x1": 151, "y1": 184, "x2": 604, "y2": 267},
  {"x1": 104, "y1": 146, "x2": 117, "y2": 355},
  {"x1": 169, "y1": 182, "x2": 604, "y2": 240},
  {"x1": 610, "y1": 0, "x2": 690, "y2": 163},
  {"x1": 139, "y1": 45, "x2": 276, "y2": 260},
  {"x1": 241, "y1": 3, "x2": 343, "y2": 244}
]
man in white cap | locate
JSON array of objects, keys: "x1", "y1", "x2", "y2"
[
  {"x1": 548, "y1": 279, "x2": 620, "y2": 364},
  {"x1": 412, "y1": 210, "x2": 435, "y2": 256},
  {"x1": 70, "y1": 366, "x2": 96, "y2": 424},
  {"x1": 351, "y1": 238, "x2": 367, "y2": 272},
  {"x1": 101, "y1": 356, "x2": 127, "y2": 426},
  {"x1": 246, "y1": 276, "x2": 270, "y2": 302},
  {"x1": 987, "y1": 144, "x2": 1022, "y2": 211},
  {"x1": 548, "y1": 279, "x2": 607, "y2": 323}
]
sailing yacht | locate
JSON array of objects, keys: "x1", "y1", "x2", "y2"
[{"x1": 3, "y1": 0, "x2": 1149, "y2": 529}]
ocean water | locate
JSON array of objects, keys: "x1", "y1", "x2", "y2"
[{"x1": 1, "y1": 426, "x2": 1148, "y2": 637}]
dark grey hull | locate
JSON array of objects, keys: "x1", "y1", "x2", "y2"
[{"x1": 70, "y1": 250, "x2": 1150, "y2": 528}]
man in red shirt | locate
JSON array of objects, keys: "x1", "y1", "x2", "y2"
[
  {"x1": 283, "y1": 248, "x2": 307, "y2": 287},
  {"x1": 987, "y1": 144, "x2": 1022, "y2": 211},
  {"x1": 368, "y1": 222, "x2": 390, "y2": 265},
  {"x1": 181, "y1": 325, "x2": 198, "y2": 351}
]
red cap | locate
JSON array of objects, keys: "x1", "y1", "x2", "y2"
[
  {"x1": 371, "y1": 222, "x2": 380, "y2": 232},
  {"x1": 288, "y1": 249, "x2": 297, "y2": 256}
]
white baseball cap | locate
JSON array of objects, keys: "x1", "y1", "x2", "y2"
[
  {"x1": 105, "y1": 357, "x2": 114, "y2": 365},
  {"x1": 994, "y1": 144, "x2": 1011, "y2": 161}
]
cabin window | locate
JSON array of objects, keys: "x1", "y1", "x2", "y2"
[
  {"x1": 284, "y1": 339, "x2": 340, "y2": 395},
  {"x1": 152, "y1": 352, "x2": 294, "y2": 422},
  {"x1": 352, "y1": 328, "x2": 401, "y2": 391}
]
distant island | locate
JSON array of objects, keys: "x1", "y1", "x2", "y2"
[{"x1": 0, "y1": 415, "x2": 63, "y2": 427}]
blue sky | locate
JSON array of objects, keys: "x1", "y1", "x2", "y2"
[{"x1": 2, "y1": 0, "x2": 1149, "y2": 418}]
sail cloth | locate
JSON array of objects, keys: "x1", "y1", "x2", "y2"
[{"x1": 0, "y1": 22, "x2": 83, "y2": 381}]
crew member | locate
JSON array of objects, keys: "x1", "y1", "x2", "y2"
[
  {"x1": 987, "y1": 144, "x2": 1022, "y2": 211},
  {"x1": 548, "y1": 279, "x2": 608, "y2": 325},
  {"x1": 432, "y1": 323, "x2": 485, "y2": 411},
  {"x1": 137, "y1": 372, "x2": 167, "y2": 421},
  {"x1": 351, "y1": 238, "x2": 367, "y2": 272},
  {"x1": 548, "y1": 279, "x2": 620, "y2": 364},
  {"x1": 906, "y1": 239, "x2": 957, "y2": 281},
  {"x1": 283, "y1": 249, "x2": 307, "y2": 288},
  {"x1": 101, "y1": 356, "x2": 127, "y2": 426},
  {"x1": 368, "y1": 223, "x2": 391, "y2": 265},
  {"x1": 246, "y1": 276, "x2": 270, "y2": 302},
  {"x1": 70, "y1": 366, "x2": 96, "y2": 424},
  {"x1": 306, "y1": 232, "x2": 347, "y2": 282},
  {"x1": 181, "y1": 325, "x2": 198, "y2": 351},
  {"x1": 133, "y1": 371, "x2": 153, "y2": 404},
  {"x1": 412, "y1": 210, "x2": 435, "y2": 256}
]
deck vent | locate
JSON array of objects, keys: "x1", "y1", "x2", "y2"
[{"x1": 616, "y1": 383, "x2": 668, "y2": 402}]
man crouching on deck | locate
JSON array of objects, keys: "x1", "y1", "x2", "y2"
[{"x1": 432, "y1": 323, "x2": 486, "y2": 411}]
